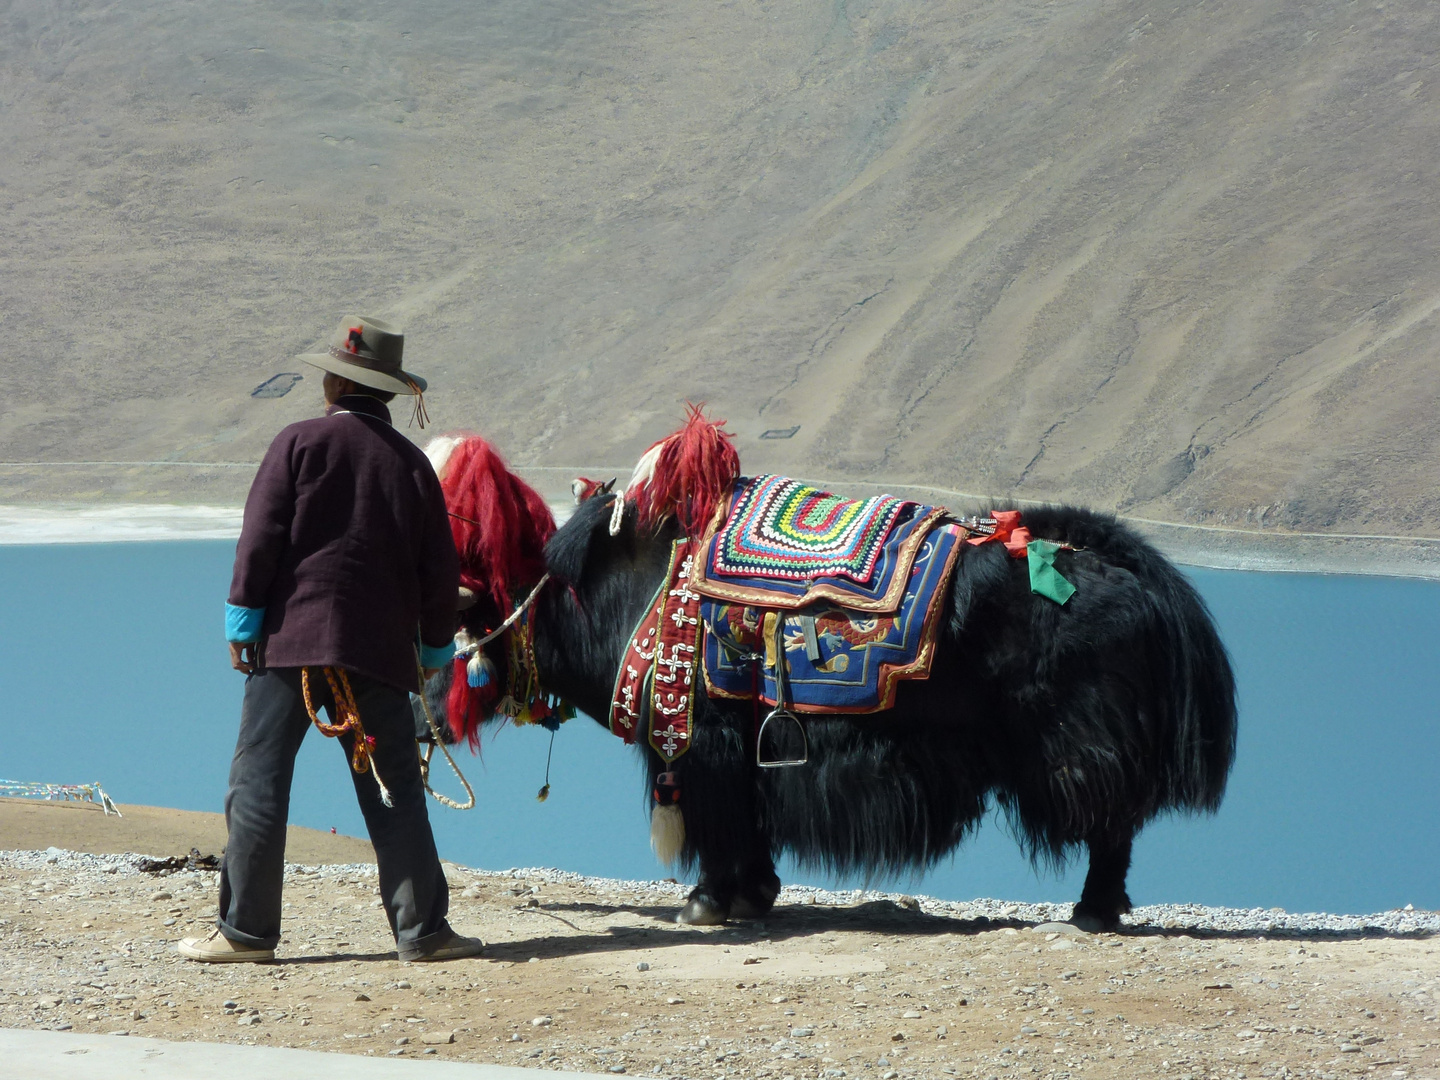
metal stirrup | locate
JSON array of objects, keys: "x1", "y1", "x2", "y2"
[{"x1": 757, "y1": 615, "x2": 808, "y2": 769}]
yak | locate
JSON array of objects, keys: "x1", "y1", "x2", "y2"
[{"x1": 420, "y1": 414, "x2": 1237, "y2": 931}]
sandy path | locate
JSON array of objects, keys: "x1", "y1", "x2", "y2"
[
  {"x1": 1, "y1": 804, "x2": 1436, "y2": 1080},
  {"x1": 0, "y1": 799, "x2": 373, "y2": 866}
]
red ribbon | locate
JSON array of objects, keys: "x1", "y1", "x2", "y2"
[{"x1": 967, "y1": 510, "x2": 1031, "y2": 558}]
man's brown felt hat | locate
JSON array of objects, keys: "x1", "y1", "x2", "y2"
[{"x1": 298, "y1": 316, "x2": 427, "y2": 395}]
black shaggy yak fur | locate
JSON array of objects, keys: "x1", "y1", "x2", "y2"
[{"x1": 436, "y1": 492, "x2": 1238, "y2": 930}]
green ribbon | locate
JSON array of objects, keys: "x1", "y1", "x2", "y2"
[{"x1": 1027, "y1": 539, "x2": 1076, "y2": 605}]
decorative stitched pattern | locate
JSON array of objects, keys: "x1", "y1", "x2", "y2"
[
  {"x1": 711, "y1": 475, "x2": 908, "y2": 584},
  {"x1": 692, "y1": 477, "x2": 949, "y2": 613},
  {"x1": 608, "y1": 539, "x2": 702, "y2": 764},
  {"x1": 701, "y1": 523, "x2": 964, "y2": 714}
]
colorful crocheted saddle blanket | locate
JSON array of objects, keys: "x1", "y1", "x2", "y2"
[
  {"x1": 690, "y1": 475, "x2": 948, "y2": 612},
  {"x1": 700, "y1": 522, "x2": 964, "y2": 714}
]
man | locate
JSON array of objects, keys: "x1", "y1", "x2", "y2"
[{"x1": 178, "y1": 316, "x2": 482, "y2": 963}]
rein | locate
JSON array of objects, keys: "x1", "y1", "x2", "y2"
[{"x1": 455, "y1": 574, "x2": 552, "y2": 653}]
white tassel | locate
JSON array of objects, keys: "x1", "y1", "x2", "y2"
[
  {"x1": 466, "y1": 652, "x2": 494, "y2": 688},
  {"x1": 611, "y1": 438, "x2": 668, "y2": 535},
  {"x1": 626, "y1": 440, "x2": 665, "y2": 498},
  {"x1": 422, "y1": 434, "x2": 465, "y2": 481},
  {"x1": 649, "y1": 803, "x2": 686, "y2": 864}
]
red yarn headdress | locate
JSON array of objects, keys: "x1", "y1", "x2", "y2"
[
  {"x1": 428, "y1": 434, "x2": 556, "y2": 747},
  {"x1": 431, "y1": 435, "x2": 556, "y2": 611},
  {"x1": 619, "y1": 403, "x2": 741, "y2": 537}
]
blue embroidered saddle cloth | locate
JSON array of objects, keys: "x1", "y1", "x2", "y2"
[
  {"x1": 690, "y1": 475, "x2": 948, "y2": 613},
  {"x1": 699, "y1": 522, "x2": 964, "y2": 714}
]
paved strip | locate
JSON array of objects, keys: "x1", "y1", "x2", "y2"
[{"x1": 1, "y1": 1028, "x2": 629, "y2": 1080}]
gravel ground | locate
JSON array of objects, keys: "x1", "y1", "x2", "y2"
[{"x1": 3, "y1": 849, "x2": 1438, "y2": 1080}]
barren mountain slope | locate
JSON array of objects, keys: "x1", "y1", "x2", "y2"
[{"x1": 3, "y1": 0, "x2": 1437, "y2": 533}]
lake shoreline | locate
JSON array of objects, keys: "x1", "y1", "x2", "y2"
[{"x1": 4, "y1": 501, "x2": 1439, "y2": 581}]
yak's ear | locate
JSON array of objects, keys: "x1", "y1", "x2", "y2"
[{"x1": 545, "y1": 491, "x2": 615, "y2": 584}]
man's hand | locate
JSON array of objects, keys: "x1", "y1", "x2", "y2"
[{"x1": 230, "y1": 641, "x2": 257, "y2": 674}]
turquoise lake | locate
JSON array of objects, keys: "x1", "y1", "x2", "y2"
[{"x1": 1, "y1": 541, "x2": 1436, "y2": 915}]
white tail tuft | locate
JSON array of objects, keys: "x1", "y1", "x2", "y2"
[{"x1": 649, "y1": 803, "x2": 686, "y2": 864}]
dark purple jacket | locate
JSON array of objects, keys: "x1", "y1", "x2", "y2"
[{"x1": 229, "y1": 395, "x2": 459, "y2": 692}]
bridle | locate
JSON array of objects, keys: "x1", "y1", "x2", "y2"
[{"x1": 454, "y1": 573, "x2": 551, "y2": 655}]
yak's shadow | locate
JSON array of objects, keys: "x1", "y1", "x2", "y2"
[
  {"x1": 481, "y1": 898, "x2": 1433, "y2": 964},
  {"x1": 264, "y1": 899, "x2": 1434, "y2": 966}
]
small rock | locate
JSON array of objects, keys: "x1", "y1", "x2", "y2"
[
  {"x1": 223, "y1": 1000, "x2": 239, "y2": 1009},
  {"x1": 461, "y1": 885, "x2": 483, "y2": 899},
  {"x1": 1358, "y1": 1035, "x2": 1382, "y2": 1046},
  {"x1": 607, "y1": 1067, "x2": 627, "y2": 1075},
  {"x1": 791, "y1": 1027, "x2": 814, "y2": 1037},
  {"x1": 421, "y1": 1031, "x2": 455, "y2": 1045},
  {"x1": 532, "y1": 1016, "x2": 552, "y2": 1027},
  {"x1": 1050, "y1": 939, "x2": 1076, "y2": 951},
  {"x1": 1033, "y1": 921, "x2": 1085, "y2": 936},
  {"x1": 667, "y1": 997, "x2": 685, "y2": 1005},
  {"x1": 150, "y1": 892, "x2": 172, "y2": 902},
  {"x1": 771, "y1": 996, "x2": 788, "y2": 1004},
  {"x1": 902, "y1": 1010, "x2": 922, "y2": 1020},
  {"x1": 423, "y1": 1048, "x2": 436, "y2": 1055},
  {"x1": 1021, "y1": 1026, "x2": 1038, "y2": 1035},
  {"x1": 636, "y1": 962, "x2": 649, "y2": 971},
  {"x1": 395, "y1": 1037, "x2": 410, "y2": 1045},
  {"x1": 238, "y1": 1015, "x2": 260, "y2": 1026},
  {"x1": 1340, "y1": 1044, "x2": 1360, "y2": 1053},
  {"x1": 890, "y1": 1031, "x2": 905, "y2": 1042},
  {"x1": 1061, "y1": 971, "x2": 1079, "y2": 980},
  {"x1": 395, "y1": 981, "x2": 411, "y2": 990},
  {"x1": 509, "y1": 1033, "x2": 523, "y2": 1042},
  {"x1": 876, "y1": 1058, "x2": 889, "y2": 1068},
  {"x1": 355, "y1": 993, "x2": 371, "y2": 1002}
]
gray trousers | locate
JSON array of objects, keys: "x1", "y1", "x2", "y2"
[{"x1": 216, "y1": 666, "x2": 450, "y2": 959}]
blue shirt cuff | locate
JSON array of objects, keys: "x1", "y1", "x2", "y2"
[
  {"x1": 419, "y1": 638, "x2": 457, "y2": 669},
  {"x1": 225, "y1": 603, "x2": 266, "y2": 643}
]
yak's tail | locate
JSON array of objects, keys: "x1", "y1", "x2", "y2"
[{"x1": 1023, "y1": 506, "x2": 1238, "y2": 814}]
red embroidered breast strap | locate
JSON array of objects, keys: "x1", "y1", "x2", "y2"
[{"x1": 608, "y1": 539, "x2": 703, "y2": 764}]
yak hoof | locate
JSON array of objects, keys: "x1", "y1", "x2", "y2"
[
  {"x1": 677, "y1": 894, "x2": 729, "y2": 925},
  {"x1": 728, "y1": 895, "x2": 768, "y2": 921},
  {"x1": 1067, "y1": 911, "x2": 1109, "y2": 934},
  {"x1": 1068, "y1": 902, "x2": 1127, "y2": 933},
  {"x1": 729, "y1": 879, "x2": 780, "y2": 921}
]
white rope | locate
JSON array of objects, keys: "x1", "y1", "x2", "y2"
[
  {"x1": 455, "y1": 574, "x2": 551, "y2": 652},
  {"x1": 414, "y1": 653, "x2": 476, "y2": 811},
  {"x1": 411, "y1": 572, "x2": 553, "y2": 810}
]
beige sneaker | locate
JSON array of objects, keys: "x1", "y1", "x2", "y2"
[
  {"x1": 405, "y1": 927, "x2": 485, "y2": 962},
  {"x1": 178, "y1": 927, "x2": 275, "y2": 963}
]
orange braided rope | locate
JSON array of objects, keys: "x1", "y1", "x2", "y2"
[{"x1": 301, "y1": 667, "x2": 394, "y2": 807}]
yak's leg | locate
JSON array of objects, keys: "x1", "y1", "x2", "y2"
[
  {"x1": 675, "y1": 719, "x2": 771, "y2": 925},
  {"x1": 1070, "y1": 832, "x2": 1134, "y2": 932},
  {"x1": 678, "y1": 856, "x2": 739, "y2": 925},
  {"x1": 728, "y1": 844, "x2": 781, "y2": 920}
]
